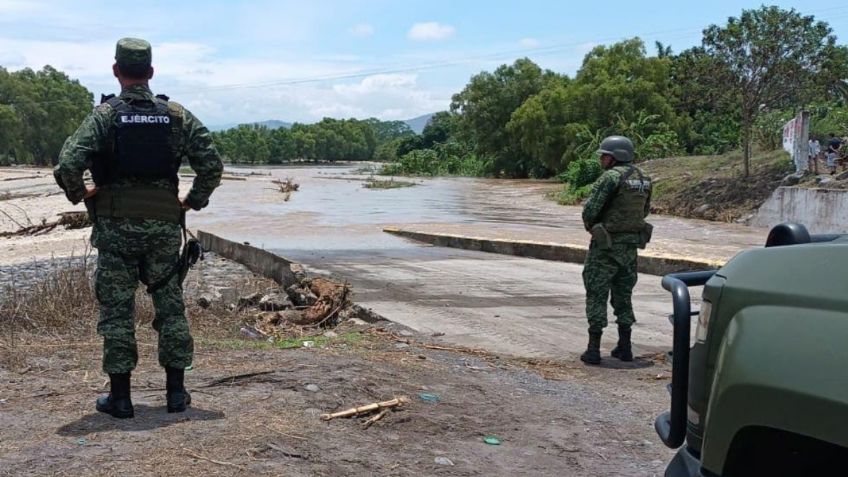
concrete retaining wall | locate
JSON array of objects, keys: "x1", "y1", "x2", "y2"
[
  {"x1": 383, "y1": 227, "x2": 720, "y2": 276},
  {"x1": 197, "y1": 230, "x2": 297, "y2": 287},
  {"x1": 753, "y1": 186, "x2": 848, "y2": 234}
]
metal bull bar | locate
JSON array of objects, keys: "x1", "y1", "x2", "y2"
[{"x1": 656, "y1": 270, "x2": 716, "y2": 449}]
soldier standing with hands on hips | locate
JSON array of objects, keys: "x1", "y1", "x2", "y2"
[
  {"x1": 54, "y1": 38, "x2": 223, "y2": 418},
  {"x1": 579, "y1": 136, "x2": 652, "y2": 365}
]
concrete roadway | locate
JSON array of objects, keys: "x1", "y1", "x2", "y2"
[
  {"x1": 187, "y1": 165, "x2": 727, "y2": 360},
  {"x1": 284, "y1": 244, "x2": 687, "y2": 361}
]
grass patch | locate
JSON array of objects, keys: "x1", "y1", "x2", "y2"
[
  {"x1": 196, "y1": 338, "x2": 273, "y2": 351},
  {"x1": 351, "y1": 164, "x2": 380, "y2": 175},
  {"x1": 378, "y1": 151, "x2": 490, "y2": 177},
  {"x1": 641, "y1": 149, "x2": 793, "y2": 221},
  {"x1": 196, "y1": 332, "x2": 364, "y2": 351},
  {"x1": 547, "y1": 183, "x2": 592, "y2": 205},
  {"x1": 363, "y1": 177, "x2": 417, "y2": 189},
  {"x1": 275, "y1": 332, "x2": 363, "y2": 349},
  {"x1": 545, "y1": 149, "x2": 793, "y2": 221}
]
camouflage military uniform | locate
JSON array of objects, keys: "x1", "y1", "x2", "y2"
[
  {"x1": 54, "y1": 84, "x2": 222, "y2": 374},
  {"x1": 581, "y1": 165, "x2": 651, "y2": 333}
]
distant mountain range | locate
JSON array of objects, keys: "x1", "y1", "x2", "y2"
[
  {"x1": 208, "y1": 113, "x2": 435, "y2": 134},
  {"x1": 403, "y1": 113, "x2": 434, "y2": 134}
]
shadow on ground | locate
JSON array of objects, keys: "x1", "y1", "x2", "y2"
[
  {"x1": 595, "y1": 357, "x2": 655, "y2": 370},
  {"x1": 56, "y1": 405, "x2": 225, "y2": 436}
]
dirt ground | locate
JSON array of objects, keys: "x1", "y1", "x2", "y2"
[
  {"x1": 0, "y1": 166, "x2": 678, "y2": 476},
  {"x1": 0, "y1": 321, "x2": 674, "y2": 477},
  {"x1": 642, "y1": 150, "x2": 792, "y2": 223}
]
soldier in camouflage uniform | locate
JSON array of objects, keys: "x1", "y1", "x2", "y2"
[
  {"x1": 580, "y1": 136, "x2": 652, "y2": 365},
  {"x1": 54, "y1": 38, "x2": 223, "y2": 418}
]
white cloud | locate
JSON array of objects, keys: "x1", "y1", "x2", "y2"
[
  {"x1": 519, "y1": 37, "x2": 540, "y2": 48},
  {"x1": 407, "y1": 22, "x2": 455, "y2": 41},
  {"x1": 0, "y1": 3, "x2": 462, "y2": 124},
  {"x1": 0, "y1": 0, "x2": 44, "y2": 13},
  {"x1": 321, "y1": 73, "x2": 445, "y2": 120},
  {"x1": 333, "y1": 73, "x2": 417, "y2": 94},
  {"x1": 349, "y1": 23, "x2": 374, "y2": 37}
]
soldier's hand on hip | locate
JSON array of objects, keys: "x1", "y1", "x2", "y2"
[{"x1": 83, "y1": 187, "x2": 99, "y2": 199}]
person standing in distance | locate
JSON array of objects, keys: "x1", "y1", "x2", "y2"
[
  {"x1": 808, "y1": 136, "x2": 820, "y2": 174},
  {"x1": 826, "y1": 133, "x2": 842, "y2": 175},
  {"x1": 54, "y1": 38, "x2": 223, "y2": 418},
  {"x1": 579, "y1": 136, "x2": 652, "y2": 365}
]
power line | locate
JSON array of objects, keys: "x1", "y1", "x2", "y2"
[
  {"x1": 5, "y1": 6, "x2": 848, "y2": 106},
  {"x1": 164, "y1": 5, "x2": 848, "y2": 95},
  {"x1": 136, "y1": 8, "x2": 848, "y2": 95},
  {"x1": 166, "y1": 26, "x2": 710, "y2": 95}
]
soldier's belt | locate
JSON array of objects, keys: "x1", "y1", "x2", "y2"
[{"x1": 94, "y1": 187, "x2": 182, "y2": 223}]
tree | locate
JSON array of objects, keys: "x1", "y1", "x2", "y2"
[
  {"x1": 420, "y1": 111, "x2": 456, "y2": 148},
  {"x1": 451, "y1": 58, "x2": 556, "y2": 177},
  {"x1": 0, "y1": 66, "x2": 92, "y2": 165},
  {"x1": 701, "y1": 6, "x2": 845, "y2": 176},
  {"x1": 668, "y1": 47, "x2": 742, "y2": 154},
  {"x1": 507, "y1": 38, "x2": 678, "y2": 171},
  {"x1": 655, "y1": 41, "x2": 673, "y2": 58},
  {"x1": 268, "y1": 127, "x2": 296, "y2": 163},
  {"x1": 365, "y1": 118, "x2": 414, "y2": 144}
]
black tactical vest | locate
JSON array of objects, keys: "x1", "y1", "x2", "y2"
[{"x1": 91, "y1": 94, "x2": 178, "y2": 186}]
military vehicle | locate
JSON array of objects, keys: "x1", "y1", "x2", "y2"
[{"x1": 656, "y1": 223, "x2": 848, "y2": 476}]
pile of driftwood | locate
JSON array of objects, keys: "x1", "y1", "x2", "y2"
[
  {"x1": 0, "y1": 211, "x2": 90, "y2": 238},
  {"x1": 272, "y1": 178, "x2": 299, "y2": 201},
  {"x1": 238, "y1": 277, "x2": 353, "y2": 335}
]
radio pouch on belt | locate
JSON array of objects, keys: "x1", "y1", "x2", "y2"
[
  {"x1": 146, "y1": 211, "x2": 204, "y2": 294},
  {"x1": 639, "y1": 223, "x2": 654, "y2": 249},
  {"x1": 591, "y1": 223, "x2": 613, "y2": 250}
]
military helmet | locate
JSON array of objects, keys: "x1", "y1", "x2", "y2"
[{"x1": 597, "y1": 135, "x2": 635, "y2": 163}]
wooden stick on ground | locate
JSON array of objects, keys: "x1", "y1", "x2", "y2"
[
  {"x1": 362, "y1": 408, "x2": 390, "y2": 429},
  {"x1": 321, "y1": 396, "x2": 409, "y2": 421},
  {"x1": 183, "y1": 448, "x2": 246, "y2": 470}
]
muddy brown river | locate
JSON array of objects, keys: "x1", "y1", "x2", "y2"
[{"x1": 190, "y1": 164, "x2": 564, "y2": 260}]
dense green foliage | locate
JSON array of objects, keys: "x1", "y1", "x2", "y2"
[
  {"x1": 1, "y1": 5, "x2": 847, "y2": 180},
  {"x1": 0, "y1": 66, "x2": 93, "y2": 166},
  {"x1": 699, "y1": 5, "x2": 848, "y2": 176},
  {"x1": 211, "y1": 117, "x2": 400, "y2": 164},
  {"x1": 380, "y1": 6, "x2": 848, "y2": 182}
]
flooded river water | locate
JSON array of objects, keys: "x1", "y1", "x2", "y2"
[{"x1": 189, "y1": 164, "x2": 564, "y2": 261}]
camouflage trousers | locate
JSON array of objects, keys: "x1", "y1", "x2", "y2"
[
  {"x1": 582, "y1": 242, "x2": 638, "y2": 333},
  {"x1": 92, "y1": 218, "x2": 193, "y2": 374}
]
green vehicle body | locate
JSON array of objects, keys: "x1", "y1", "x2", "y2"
[{"x1": 657, "y1": 223, "x2": 848, "y2": 477}]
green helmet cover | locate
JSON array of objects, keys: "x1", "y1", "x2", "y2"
[{"x1": 597, "y1": 135, "x2": 635, "y2": 163}]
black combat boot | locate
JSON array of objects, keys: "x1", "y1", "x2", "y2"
[
  {"x1": 580, "y1": 331, "x2": 602, "y2": 365},
  {"x1": 165, "y1": 367, "x2": 192, "y2": 413},
  {"x1": 611, "y1": 326, "x2": 634, "y2": 362},
  {"x1": 96, "y1": 372, "x2": 134, "y2": 418}
]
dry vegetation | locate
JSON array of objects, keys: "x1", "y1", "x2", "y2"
[
  {"x1": 363, "y1": 177, "x2": 417, "y2": 189},
  {"x1": 0, "y1": 257, "x2": 274, "y2": 371},
  {"x1": 642, "y1": 149, "x2": 793, "y2": 222},
  {"x1": 0, "y1": 257, "x2": 675, "y2": 475}
]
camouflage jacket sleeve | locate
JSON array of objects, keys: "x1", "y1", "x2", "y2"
[
  {"x1": 581, "y1": 169, "x2": 619, "y2": 231},
  {"x1": 53, "y1": 105, "x2": 112, "y2": 204},
  {"x1": 644, "y1": 186, "x2": 652, "y2": 218},
  {"x1": 179, "y1": 107, "x2": 223, "y2": 210}
]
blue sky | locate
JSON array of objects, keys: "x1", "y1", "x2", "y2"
[{"x1": 2, "y1": 0, "x2": 848, "y2": 125}]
